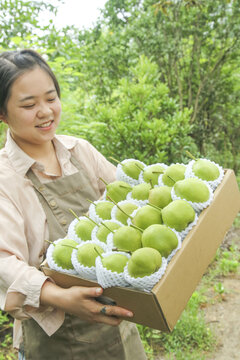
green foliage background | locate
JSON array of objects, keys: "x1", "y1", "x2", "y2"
[
  {"x1": 0, "y1": 0, "x2": 240, "y2": 359},
  {"x1": 1, "y1": 0, "x2": 240, "y2": 172}
]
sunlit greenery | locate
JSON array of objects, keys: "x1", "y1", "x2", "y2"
[{"x1": 0, "y1": 1, "x2": 239, "y2": 359}]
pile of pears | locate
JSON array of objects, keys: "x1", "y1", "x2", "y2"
[{"x1": 46, "y1": 155, "x2": 223, "y2": 291}]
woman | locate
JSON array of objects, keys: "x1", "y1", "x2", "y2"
[{"x1": 0, "y1": 49, "x2": 147, "y2": 360}]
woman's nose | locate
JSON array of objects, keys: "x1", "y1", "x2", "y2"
[{"x1": 37, "y1": 102, "x2": 52, "y2": 118}]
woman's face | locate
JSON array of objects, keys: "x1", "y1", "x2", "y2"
[{"x1": 1, "y1": 66, "x2": 61, "y2": 150}]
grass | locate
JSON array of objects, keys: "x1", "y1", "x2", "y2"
[
  {"x1": 138, "y1": 289, "x2": 216, "y2": 360},
  {"x1": 0, "y1": 312, "x2": 17, "y2": 360}
]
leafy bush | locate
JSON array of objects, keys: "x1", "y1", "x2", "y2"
[{"x1": 58, "y1": 56, "x2": 195, "y2": 165}]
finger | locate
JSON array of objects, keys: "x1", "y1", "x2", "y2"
[
  {"x1": 98, "y1": 304, "x2": 133, "y2": 319},
  {"x1": 75, "y1": 286, "x2": 103, "y2": 298}
]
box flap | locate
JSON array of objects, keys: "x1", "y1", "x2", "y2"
[{"x1": 153, "y1": 169, "x2": 240, "y2": 330}]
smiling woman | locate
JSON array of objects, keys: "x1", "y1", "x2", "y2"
[
  {"x1": 0, "y1": 49, "x2": 147, "y2": 360},
  {"x1": 1, "y1": 68, "x2": 61, "y2": 155}
]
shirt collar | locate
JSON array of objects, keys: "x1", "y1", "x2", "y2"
[
  {"x1": 5, "y1": 130, "x2": 78, "y2": 176},
  {"x1": 6, "y1": 130, "x2": 35, "y2": 176}
]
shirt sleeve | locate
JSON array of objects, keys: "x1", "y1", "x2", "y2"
[
  {"x1": 73, "y1": 138, "x2": 117, "y2": 195},
  {"x1": 0, "y1": 195, "x2": 64, "y2": 334}
]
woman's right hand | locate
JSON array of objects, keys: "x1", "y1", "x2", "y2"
[{"x1": 40, "y1": 280, "x2": 133, "y2": 326}]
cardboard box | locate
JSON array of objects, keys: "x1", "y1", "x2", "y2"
[{"x1": 41, "y1": 169, "x2": 240, "y2": 332}]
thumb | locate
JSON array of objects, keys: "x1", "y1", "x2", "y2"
[{"x1": 82, "y1": 286, "x2": 103, "y2": 298}]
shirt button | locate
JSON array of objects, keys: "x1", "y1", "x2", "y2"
[
  {"x1": 38, "y1": 186, "x2": 44, "y2": 192},
  {"x1": 60, "y1": 219, "x2": 67, "y2": 225},
  {"x1": 49, "y1": 200, "x2": 57, "y2": 208}
]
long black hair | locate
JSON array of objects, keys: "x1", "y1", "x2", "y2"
[{"x1": 0, "y1": 49, "x2": 60, "y2": 115}]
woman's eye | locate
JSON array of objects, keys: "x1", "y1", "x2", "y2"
[
  {"x1": 48, "y1": 98, "x2": 56, "y2": 102},
  {"x1": 23, "y1": 104, "x2": 35, "y2": 109}
]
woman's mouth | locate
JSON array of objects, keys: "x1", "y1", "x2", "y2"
[{"x1": 36, "y1": 120, "x2": 53, "y2": 128}]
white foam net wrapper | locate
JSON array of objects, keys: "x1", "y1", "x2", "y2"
[
  {"x1": 88, "y1": 200, "x2": 113, "y2": 224},
  {"x1": 71, "y1": 240, "x2": 108, "y2": 281},
  {"x1": 106, "y1": 232, "x2": 114, "y2": 250},
  {"x1": 126, "y1": 207, "x2": 140, "y2": 227},
  {"x1": 165, "y1": 228, "x2": 182, "y2": 264},
  {"x1": 123, "y1": 257, "x2": 168, "y2": 292},
  {"x1": 139, "y1": 163, "x2": 168, "y2": 184},
  {"x1": 46, "y1": 238, "x2": 78, "y2": 275},
  {"x1": 158, "y1": 163, "x2": 187, "y2": 187},
  {"x1": 96, "y1": 251, "x2": 131, "y2": 288},
  {"x1": 111, "y1": 199, "x2": 141, "y2": 225},
  {"x1": 116, "y1": 159, "x2": 146, "y2": 186},
  {"x1": 171, "y1": 180, "x2": 214, "y2": 214},
  {"x1": 185, "y1": 159, "x2": 224, "y2": 191},
  {"x1": 67, "y1": 217, "x2": 94, "y2": 243}
]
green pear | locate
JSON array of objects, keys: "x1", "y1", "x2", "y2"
[
  {"x1": 91, "y1": 200, "x2": 114, "y2": 220},
  {"x1": 148, "y1": 186, "x2": 172, "y2": 208},
  {"x1": 105, "y1": 180, "x2": 132, "y2": 203},
  {"x1": 161, "y1": 200, "x2": 195, "y2": 232},
  {"x1": 192, "y1": 159, "x2": 220, "y2": 181},
  {"x1": 76, "y1": 243, "x2": 104, "y2": 267},
  {"x1": 132, "y1": 205, "x2": 162, "y2": 230},
  {"x1": 110, "y1": 157, "x2": 144, "y2": 180},
  {"x1": 52, "y1": 238, "x2": 78, "y2": 270},
  {"x1": 174, "y1": 178, "x2": 210, "y2": 203},
  {"x1": 74, "y1": 218, "x2": 95, "y2": 241},
  {"x1": 121, "y1": 160, "x2": 145, "y2": 180},
  {"x1": 131, "y1": 182, "x2": 152, "y2": 200},
  {"x1": 128, "y1": 247, "x2": 162, "y2": 278},
  {"x1": 162, "y1": 164, "x2": 186, "y2": 186},
  {"x1": 115, "y1": 202, "x2": 139, "y2": 225},
  {"x1": 96, "y1": 221, "x2": 121, "y2": 243},
  {"x1": 142, "y1": 224, "x2": 178, "y2": 258},
  {"x1": 143, "y1": 164, "x2": 165, "y2": 185},
  {"x1": 102, "y1": 253, "x2": 129, "y2": 273},
  {"x1": 112, "y1": 225, "x2": 142, "y2": 252}
]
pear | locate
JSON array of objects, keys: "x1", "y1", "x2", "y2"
[
  {"x1": 101, "y1": 253, "x2": 129, "y2": 273},
  {"x1": 132, "y1": 205, "x2": 162, "y2": 230},
  {"x1": 101, "y1": 179, "x2": 132, "y2": 203},
  {"x1": 76, "y1": 243, "x2": 104, "y2": 267},
  {"x1": 142, "y1": 224, "x2": 178, "y2": 258},
  {"x1": 192, "y1": 159, "x2": 220, "y2": 181},
  {"x1": 112, "y1": 225, "x2": 142, "y2": 252},
  {"x1": 127, "y1": 247, "x2": 162, "y2": 278},
  {"x1": 52, "y1": 238, "x2": 78, "y2": 270},
  {"x1": 114, "y1": 201, "x2": 139, "y2": 225},
  {"x1": 121, "y1": 160, "x2": 145, "y2": 180},
  {"x1": 174, "y1": 178, "x2": 210, "y2": 203},
  {"x1": 110, "y1": 157, "x2": 145, "y2": 180},
  {"x1": 89, "y1": 200, "x2": 114, "y2": 220},
  {"x1": 161, "y1": 200, "x2": 195, "y2": 232},
  {"x1": 143, "y1": 164, "x2": 165, "y2": 185},
  {"x1": 74, "y1": 218, "x2": 95, "y2": 241},
  {"x1": 96, "y1": 220, "x2": 121, "y2": 243},
  {"x1": 148, "y1": 186, "x2": 172, "y2": 208},
  {"x1": 161, "y1": 164, "x2": 186, "y2": 186},
  {"x1": 131, "y1": 182, "x2": 152, "y2": 201}
]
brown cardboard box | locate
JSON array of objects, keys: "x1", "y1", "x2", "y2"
[{"x1": 41, "y1": 169, "x2": 240, "y2": 332}]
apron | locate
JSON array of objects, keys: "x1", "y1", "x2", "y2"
[{"x1": 21, "y1": 154, "x2": 147, "y2": 360}]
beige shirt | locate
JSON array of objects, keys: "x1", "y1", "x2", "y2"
[{"x1": 0, "y1": 131, "x2": 116, "y2": 348}]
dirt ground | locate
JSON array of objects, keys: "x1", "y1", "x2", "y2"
[
  {"x1": 155, "y1": 227, "x2": 240, "y2": 360},
  {"x1": 204, "y1": 227, "x2": 240, "y2": 360}
]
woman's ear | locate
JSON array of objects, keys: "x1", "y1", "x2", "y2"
[{"x1": 0, "y1": 112, "x2": 7, "y2": 124}]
